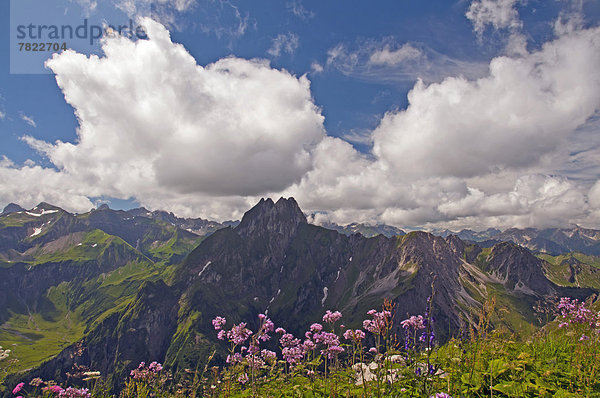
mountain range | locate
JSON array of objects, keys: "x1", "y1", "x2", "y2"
[{"x1": 1, "y1": 198, "x2": 599, "y2": 395}]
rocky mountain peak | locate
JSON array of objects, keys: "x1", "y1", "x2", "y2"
[
  {"x1": 235, "y1": 197, "x2": 307, "y2": 239},
  {"x1": 1, "y1": 203, "x2": 26, "y2": 215},
  {"x1": 486, "y1": 242, "x2": 553, "y2": 294}
]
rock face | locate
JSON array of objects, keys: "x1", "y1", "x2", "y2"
[{"x1": 485, "y1": 242, "x2": 555, "y2": 294}]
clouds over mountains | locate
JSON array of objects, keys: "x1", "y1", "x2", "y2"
[{"x1": 1, "y1": 1, "x2": 600, "y2": 229}]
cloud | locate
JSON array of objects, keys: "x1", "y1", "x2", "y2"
[
  {"x1": 20, "y1": 114, "x2": 36, "y2": 128},
  {"x1": 197, "y1": 0, "x2": 251, "y2": 43},
  {"x1": 0, "y1": 111, "x2": 5, "y2": 120},
  {"x1": 285, "y1": 24, "x2": 600, "y2": 229},
  {"x1": 268, "y1": 33, "x2": 299, "y2": 57},
  {"x1": 325, "y1": 40, "x2": 487, "y2": 84},
  {"x1": 368, "y1": 44, "x2": 422, "y2": 66},
  {"x1": 72, "y1": 0, "x2": 98, "y2": 17},
  {"x1": 2, "y1": 17, "x2": 600, "y2": 230},
  {"x1": 0, "y1": 156, "x2": 95, "y2": 212},
  {"x1": 0, "y1": 18, "x2": 324, "y2": 216},
  {"x1": 310, "y1": 62, "x2": 323, "y2": 74},
  {"x1": 287, "y1": 0, "x2": 314, "y2": 20},
  {"x1": 370, "y1": 27, "x2": 600, "y2": 179},
  {"x1": 466, "y1": 0, "x2": 522, "y2": 38}
]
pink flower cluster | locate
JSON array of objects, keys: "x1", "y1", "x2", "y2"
[
  {"x1": 401, "y1": 315, "x2": 425, "y2": 330},
  {"x1": 212, "y1": 316, "x2": 226, "y2": 330},
  {"x1": 225, "y1": 322, "x2": 254, "y2": 345},
  {"x1": 130, "y1": 361, "x2": 163, "y2": 381},
  {"x1": 363, "y1": 309, "x2": 392, "y2": 334},
  {"x1": 343, "y1": 329, "x2": 366, "y2": 342},
  {"x1": 557, "y1": 297, "x2": 600, "y2": 330},
  {"x1": 323, "y1": 310, "x2": 342, "y2": 324},
  {"x1": 57, "y1": 387, "x2": 91, "y2": 398},
  {"x1": 313, "y1": 330, "x2": 344, "y2": 359}
]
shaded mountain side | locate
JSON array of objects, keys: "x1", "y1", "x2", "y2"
[
  {"x1": 0, "y1": 233, "x2": 148, "y2": 324},
  {"x1": 3, "y1": 280, "x2": 180, "y2": 392}
]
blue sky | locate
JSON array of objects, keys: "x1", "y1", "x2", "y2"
[{"x1": 1, "y1": 0, "x2": 600, "y2": 230}]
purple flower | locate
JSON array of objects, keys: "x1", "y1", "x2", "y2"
[
  {"x1": 275, "y1": 327, "x2": 286, "y2": 334},
  {"x1": 280, "y1": 333, "x2": 301, "y2": 348},
  {"x1": 261, "y1": 349, "x2": 277, "y2": 362},
  {"x1": 429, "y1": 394, "x2": 453, "y2": 398},
  {"x1": 212, "y1": 316, "x2": 226, "y2": 330},
  {"x1": 227, "y1": 322, "x2": 253, "y2": 345},
  {"x1": 310, "y1": 323, "x2": 323, "y2": 333},
  {"x1": 303, "y1": 339, "x2": 316, "y2": 351}
]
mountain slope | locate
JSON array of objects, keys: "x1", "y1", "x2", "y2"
[{"x1": 2, "y1": 198, "x2": 599, "y2": 395}]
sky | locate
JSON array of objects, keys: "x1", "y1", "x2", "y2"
[{"x1": 1, "y1": 0, "x2": 600, "y2": 231}]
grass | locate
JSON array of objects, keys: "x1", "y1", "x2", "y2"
[
  {"x1": 5, "y1": 295, "x2": 600, "y2": 398},
  {"x1": 0, "y1": 311, "x2": 85, "y2": 373}
]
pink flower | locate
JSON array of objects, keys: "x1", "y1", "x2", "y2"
[
  {"x1": 323, "y1": 310, "x2": 342, "y2": 324},
  {"x1": 310, "y1": 323, "x2": 323, "y2": 333},
  {"x1": 226, "y1": 322, "x2": 253, "y2": 345},
  {"x1": 238, "y1": 373, "x2": 249, "y2": 384},
  {"x1": 43, "y1": 385, "x2": 64, "y2": 394},
  {"x1": 13, "y1": 382, "x2": 24, "y2": 394},
  {"x1": 58, "y1": 387, "x2": 90, "y2": 397},
  {"x1": 343, "y1": 329, "x2": 366, "y2": 341},
  {"x1": 369, "y1": 347, "x2": 377, "y2": 354},
  {"x1": 363, "y1": 309, "x2": 392, "y2": 334},
  {"x1": 401, "y1": 315, "x2": 425, "y2": 330},
  {"x1": 212, "y1": 316, "x2": 227, "y2": 330}
]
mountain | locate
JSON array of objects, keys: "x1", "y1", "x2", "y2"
[
  {"x1": 433, "y1": 228, "x2": 501, "y2": 241},
  {"x1": 433, "y1": 226, "x2": 600, "y2": 256},
  {"x1": 320, "y1": 221, "x2": 406, "y2": 238},
  {"x1": 1, "y1": 203, "x2": 26, "y2": 215},
  {"x1": 1, "y1": 198, "x2": 599, "y2": 395},
  {"x1": 493, "y1": 227, "x2": 600, "y2": 256},
  {"x1": 125, "y1": 207, "x2": 226, "y2": 236}
]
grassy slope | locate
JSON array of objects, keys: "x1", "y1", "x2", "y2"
[{"x1": 0, "y1": 228, "x2": 196, "y2": 376}]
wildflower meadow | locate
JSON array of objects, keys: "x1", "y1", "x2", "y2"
[{"x1": 2, "y1": 291, "x2": 600, "y2": 397}]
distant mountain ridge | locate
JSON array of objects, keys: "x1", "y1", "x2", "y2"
[{"x1": 433, "y1": 226, "x2": 600, "y2": 256}]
